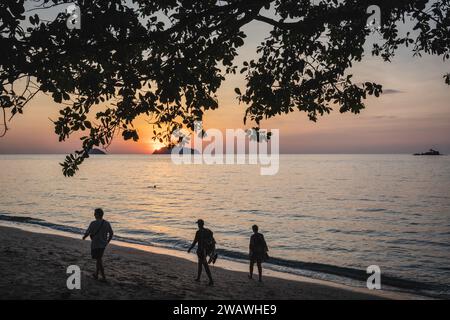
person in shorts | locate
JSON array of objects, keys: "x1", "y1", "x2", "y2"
[
  {"x1": 83, "y1": 208, "x2": 114, "y2": 281},
  {"x1": 188, "y1": 219, "x2": 214, "y2": 286},
  {"x1": 249, "y1": 224, "x2": 269, "y2": 282}
]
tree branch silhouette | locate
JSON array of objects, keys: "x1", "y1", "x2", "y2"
[{"x1": 0, "y1": 0, "x2": 448, "y2": 175}]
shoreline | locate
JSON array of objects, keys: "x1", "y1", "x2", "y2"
[
  {"x1": 0, "y1": 224, "x2": 427, "y2": 300},
  {"x1": 0, "y1": 216, "x2": 439, "y2": 296}
]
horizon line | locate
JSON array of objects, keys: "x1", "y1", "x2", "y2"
[{"x1": 0, "y1": 152, "x2": 445, "y2": 155}]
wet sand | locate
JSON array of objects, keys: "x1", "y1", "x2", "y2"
[{"x1": 0, "y1": 226, "x2": 423, "y2": 300}]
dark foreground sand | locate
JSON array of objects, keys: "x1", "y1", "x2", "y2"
[{"x1": 0, "y1": 226, "x2": 421, "y2": 300}]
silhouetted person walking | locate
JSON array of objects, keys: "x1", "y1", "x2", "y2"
[
  {"x1": 188, "y1": 219, "x2": 214, "y2": 286},
  {"x1": 249, "y1": 225, "x2": 268, "y2": 282},
  {"x1": 83, "y1": 208, "x2": 114, "y2": 282}
]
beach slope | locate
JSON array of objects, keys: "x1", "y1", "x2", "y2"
[{"x1": 0, "y1": 226, "x2": 415, "y2": 300}]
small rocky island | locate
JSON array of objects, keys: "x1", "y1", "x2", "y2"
[
  {"x1": 413, "y1": 149, "x2": 441, "y2": 156},
  {"x1": 152, "y1": 146, "x2": 199, "y2": 155},
  {"x1": 88, "y1": 148, "x2": 106, "y2": 155}
]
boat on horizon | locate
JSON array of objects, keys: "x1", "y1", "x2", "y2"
[{"x1": 413, "y1": 149, "x2": 442, "y2": 156}]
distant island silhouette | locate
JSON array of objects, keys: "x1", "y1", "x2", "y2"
[
  {"x1": 414, "y1": 149, "x2": 442, "y2": 156},
  {"x1": 152, "y1": 146, "x2": 199, "y2": 155},
  {"x1": 88, "y1": 148, "x2": 106, "y2": 155}
]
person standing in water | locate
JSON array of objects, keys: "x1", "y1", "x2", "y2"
[
  {"x1": 249, "y1": 224, "x2": 269, "y2": 282},
  {"x1": 188, "y1": 219, "x2": 214, "y2": 286},
  {"x1": 83, "y1": 208, "x2": 114, "y2": 281}
]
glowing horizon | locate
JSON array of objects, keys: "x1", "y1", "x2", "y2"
[{"x1": 1, "y1": 20, "x2": 449, "y2": 155}]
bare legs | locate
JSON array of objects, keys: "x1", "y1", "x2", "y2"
[
  {"x1": 196, "y1": 255, "x2": 213, "y2": 285},
  {"x1": 96, "y1": 258, "x2": 105, "y2": 280},
  {"x1": 249, "y1": 259, "x2": 262, "y2": 282}
]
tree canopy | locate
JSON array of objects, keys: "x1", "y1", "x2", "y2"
[{"x1": 0, "y1": 0, "x2": 449, "y2": 175}]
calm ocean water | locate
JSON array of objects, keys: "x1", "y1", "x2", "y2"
[{"x1": 0, "y1": 154, "x2": 449, "y2": 297}]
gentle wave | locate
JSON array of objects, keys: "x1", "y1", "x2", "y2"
[{"x1": 355, "y1": 208, "x2": 387, "y2": 212}]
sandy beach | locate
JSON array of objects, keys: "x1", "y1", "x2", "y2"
[{"x1": 0, "y1": 225, "x2": 425, "y2": 300}]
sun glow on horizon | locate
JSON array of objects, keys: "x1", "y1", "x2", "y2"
[{"x1": 150, "y1": 140, "x2": 166, "y2": 152}]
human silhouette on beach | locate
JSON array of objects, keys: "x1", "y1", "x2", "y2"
[
  {"x1": 249, "y1": 224, "x2": 269, "y2": 282},
  {"x1": 83, "y1": 208, "x2": 114, "y2": 281},
  {"x1": 188, "y1": 219, "x2": 215, "y2": 286}
]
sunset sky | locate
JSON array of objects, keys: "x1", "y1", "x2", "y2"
[{"x1": 1, "y1": 6, "x2": 449, "y2": 154}]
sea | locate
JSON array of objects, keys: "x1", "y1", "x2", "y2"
[{"x1": 0, "y1": 154, "x2": 449, "y2": 298}]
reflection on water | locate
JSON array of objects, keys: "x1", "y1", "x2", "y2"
[{"x1": 0, "y1": 154, "x2": 449, "y2": 296}]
